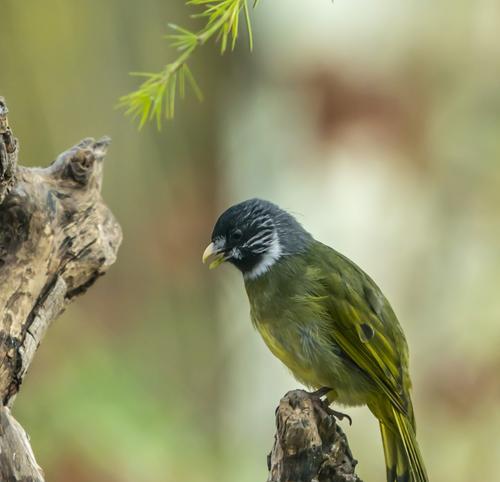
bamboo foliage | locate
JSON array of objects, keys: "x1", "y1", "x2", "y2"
[{"x1": 119, "y1": 0, "x2": 261, "y2": 128}]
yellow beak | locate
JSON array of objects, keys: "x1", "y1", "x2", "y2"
[{"x1": 202, "y1": 242, "x2": 226, "y2": 269}]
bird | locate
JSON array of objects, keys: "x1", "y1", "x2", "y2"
[{"x1": 202, "y1": 198, "x2": 429, "y2": 482}]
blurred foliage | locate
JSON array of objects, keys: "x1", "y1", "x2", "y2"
[
  {"x1": 119, "y1": 0, "x2": 260, "y2": 127},
  {"x1": 1, "y1": 0, "x2": 500, "y2": 481}
]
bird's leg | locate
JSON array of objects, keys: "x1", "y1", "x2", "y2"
[
  {"x1": 309, "y1": 386, "x2": 353, "y2": 425},
  {"x1": 309, "y1": 386, "x2": 331, "y2": 398}
]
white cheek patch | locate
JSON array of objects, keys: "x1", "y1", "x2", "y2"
[
  {"x1": 213, "y1": 236, "x2": 226, "y2": 251},
  {"x1": 244, "y1": 230, "x2": 282, "y2": 280},
  {"x1": 231, "y1": 247, "x2": 242, "y2": 259}
]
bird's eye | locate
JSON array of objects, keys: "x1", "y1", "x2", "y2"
[{"x1": 231, "y1": 229, "x2": 243, "y2": 241}]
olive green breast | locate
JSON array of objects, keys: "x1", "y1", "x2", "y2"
[{"x1": 244, "y1": 250, "x2": 375, "y2": 405}]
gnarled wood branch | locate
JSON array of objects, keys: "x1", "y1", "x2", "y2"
[
  {"x1": 268, "y1": 390, "x2": 362, "y2": 482},
  {"x1": 0, "y1": 97, "x2": 122, "y2": 481}
]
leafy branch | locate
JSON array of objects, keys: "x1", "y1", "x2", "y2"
[{"x1": 119, "y1": 0, "x2": 261, "y2": 129}]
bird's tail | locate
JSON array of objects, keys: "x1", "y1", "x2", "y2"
[{"x1": 372, "y1": 402, "x2": 429, "y2": 482}]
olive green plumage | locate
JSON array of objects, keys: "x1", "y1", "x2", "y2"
[
  {"x1": 204, "y1": 198, "x2": 429, "y2": 482},
  {"x1": 245, "y1": 241, "x2": 428, "y2": 482}
]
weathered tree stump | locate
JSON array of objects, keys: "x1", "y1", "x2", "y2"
[
  {"x1": 0, "y1": 97, "x2": 122, "y2": 481},
  {"x1": 268, "y1": 390, "x2": 362, "y2": 482}
]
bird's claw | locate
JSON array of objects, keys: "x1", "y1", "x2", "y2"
[
  {"x1": 309, "y1": 387, "x2": 353, "y2": 425},
  {"x1": 325, "y1": 406, "x2": 353, "y2": 426}
]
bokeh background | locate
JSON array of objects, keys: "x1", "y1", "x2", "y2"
[{"x1": 2, "y1": 0, "x2": 500, "y2": 481}]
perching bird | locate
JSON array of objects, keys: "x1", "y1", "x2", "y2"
[{"x1": 203, "y1": 198, "x2": 428, "y2": 482}]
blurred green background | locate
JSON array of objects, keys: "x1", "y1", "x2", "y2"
[{"x1": 2, "y1": 0, "x2": 500, "y2": 481}]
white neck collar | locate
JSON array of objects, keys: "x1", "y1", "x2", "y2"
[{"x1": 243, "y1": 230, "x2": 282, "y2": 280}]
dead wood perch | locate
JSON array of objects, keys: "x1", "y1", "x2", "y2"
[
  {"x1": 268, "y1": 390, "x2": 362, "y2": 482},
  {"x1": 0, "y1": 97, "x2": 122, "y2": 481}
]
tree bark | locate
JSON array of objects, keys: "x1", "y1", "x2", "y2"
[
  {"x1": 268, "y1": 390, "x2": 362, "y2": 482},
  {"x1": 0, "y1": 97, "x2": 122, "y2": 481}
]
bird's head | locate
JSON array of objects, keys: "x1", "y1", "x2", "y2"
[{"x1": 202, "y1": 198, "x2": 312, "y2": 279}]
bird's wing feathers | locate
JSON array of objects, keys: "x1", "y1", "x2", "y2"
[
  {"x1": 314, "y1": 244, "x2": 411, "y2": 415},
  {"x1": 301, "y1": 243, "x2": 426, "y2": 481},
  {"x1": 331, "y1": 297, "x2": 409, "y2": 414}
]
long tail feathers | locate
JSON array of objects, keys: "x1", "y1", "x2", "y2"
[{"x1": 378, "y1": 406, "x2": 429, "y2": 482}]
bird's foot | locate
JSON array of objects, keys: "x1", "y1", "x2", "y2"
[
  {"x1": 308, "y1": 387, "x2": 353, "y2": 425},
  {"x1": 325, "y1": 406, "x2": 352, "y2": 426}
]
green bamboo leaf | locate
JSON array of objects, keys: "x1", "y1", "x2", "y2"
[
  {"x1": 179, "y1": 64, "x2": 186, "y2": 99},
  {"x1": 168, "y1": 73, "x2": 177, "y2": 118},
  {"x1": 120, "y1": 0, "x2": 260, "y2": 128},
  {"x1": 243, "y1": 0, "x2": 253, "y2": 51},
  {"x1": 184, "y1": 64, "x2": 203, "y2": 101}
]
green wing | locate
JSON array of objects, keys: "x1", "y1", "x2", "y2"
[
  {"x1": 308, "y1": 243, "x2": 427, "y2": 481},
  {"x1": 313, "y1": 242, "x2": 412, "y2": 416}
]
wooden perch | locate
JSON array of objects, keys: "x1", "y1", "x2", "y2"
[
  {"x1": 268, "y1": 390, "x2": 362, "y2": 482},
  {"x1": 0, "y1": 97, "x2": 122, "y2": 481}
]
